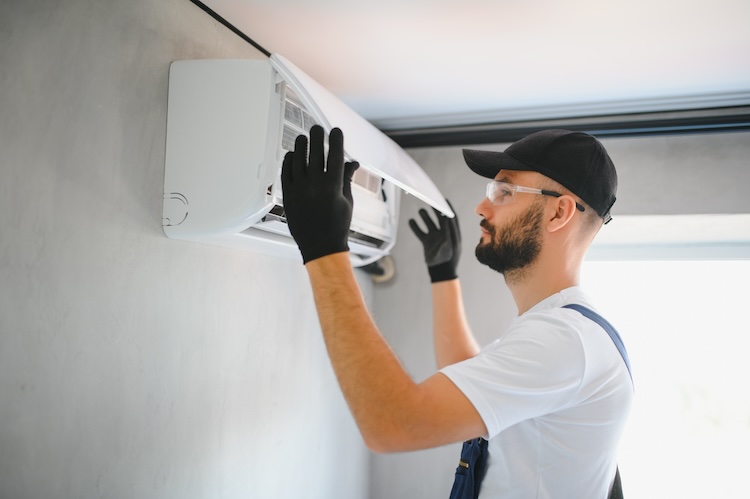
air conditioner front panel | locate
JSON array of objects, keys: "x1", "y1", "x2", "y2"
[{"x1": 271, "y1": 54, "x2": 453, "y2": 218}]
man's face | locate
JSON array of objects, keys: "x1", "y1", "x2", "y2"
[{"x1": 475, "y1": 178, "x2": 546, "y2": 276}]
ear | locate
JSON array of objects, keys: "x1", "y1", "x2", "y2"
[{"x1": 546, "y1": 195, "x2": 577, "y2": 233}]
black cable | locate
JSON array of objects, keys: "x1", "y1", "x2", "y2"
[{"x1": 189, "y1": 0, "x2": 271, "y2": 57}]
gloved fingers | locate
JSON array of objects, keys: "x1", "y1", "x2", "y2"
[
  {"x1": 309, "y1": 125, "x2": 325, "y2": 175},
  {"x1": 325, "y1": 127, "x2": 346, "y2": 194},
  {"x1": 431, "y1": 207, "x2": 448, "y2": 232},
  {"x1": 418, "y1": 208, "x2": 440, "y2": 233},
  {"x1": 343, "y1": 160, "x2": 359, "y2": 203},
  {"x1": 408, "y1": 218, "x2": 427, "y2": 239},
  {"x1": 448, "y1": 216, "x2": 461, "y2": 246},
  {"x1": 327, "y1": 127, "x2": 345, "y2": 172},
  {"x1": 281, "y1": 150, "x2": 294, "y2": 186},
  {"x1": 445, "y1": 199, "x2": 461, "y2": 242},
  {"x1": 292, "y1": 133, "x2": 309, "y2": 181},
  {"x1": 344, "y1": 160, "x2": 359, "y2": 181}
]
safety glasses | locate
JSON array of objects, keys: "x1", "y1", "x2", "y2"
[{"x1": 486, "y1": 181, "x2": 586, "y2": 213}]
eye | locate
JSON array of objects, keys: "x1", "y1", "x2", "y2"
[
  {"x1": 495, "y1": 183, "x2": 513, "y2": 202},
  {"x1": 488, "y1": 182, "x2": 514, "y2": 204}
]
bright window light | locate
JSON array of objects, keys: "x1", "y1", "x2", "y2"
[{"x1": 581, "y1": 258, "x2": 750, "y2": 498}]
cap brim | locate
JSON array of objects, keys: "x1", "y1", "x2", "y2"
[{"x1": 462, "y1": 149, "x2": 535, "y2": 178}]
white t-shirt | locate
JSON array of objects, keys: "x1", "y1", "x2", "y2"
[{"x1": 441, "y1": 287, "x2": 633, "y2": 498}]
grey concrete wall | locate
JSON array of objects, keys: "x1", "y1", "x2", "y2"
[
  {"x1": 0, "y1": 1, "x2": 369, "y2": 498},
  {"x1": 369, "y1": 131, "x2": 750, "y2": 498}
]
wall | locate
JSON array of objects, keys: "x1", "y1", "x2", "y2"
[
  {"x1": 369, "y1": 131, "x2": 750, "y2": 498},
  {"x1": 0, "y1": 1, "x2": 369, "y2": 498}
]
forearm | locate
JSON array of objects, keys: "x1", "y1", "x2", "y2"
[
  {"x1": 431, "y1": 279, "x2": 480, "y2": 369},
  {"x1": 305, "y1": 252, "x2": 420, "y2": 450}
]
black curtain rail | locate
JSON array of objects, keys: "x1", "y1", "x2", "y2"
[{"x1": 383, "y1": 106, "x2": 750, "y2": 148}]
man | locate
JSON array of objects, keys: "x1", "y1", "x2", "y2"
[{"x1": 281, "y1": 126, "x2": 633, "y2": 498}]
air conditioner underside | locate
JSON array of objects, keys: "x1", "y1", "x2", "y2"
[{"x1": 163, "y1": 195, "x2": 396, "y2": 266}]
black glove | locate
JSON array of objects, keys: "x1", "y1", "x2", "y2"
[
  {"x1": 281, "y1": 125, "x2": 359, "y2": 264},
  {"x1": 408, "y1": 200, "x2": 461, "y2": 282}
]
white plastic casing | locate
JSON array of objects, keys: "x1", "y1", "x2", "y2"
[{"x1": 163, "y1": 56, "x2": 452, "y2": 266}]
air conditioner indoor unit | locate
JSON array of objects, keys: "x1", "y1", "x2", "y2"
[{"x1": 163, "y1": 54, "x2": 453, "y2": 267}]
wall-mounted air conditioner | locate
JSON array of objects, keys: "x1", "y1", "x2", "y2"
[{"x1": 163, "y1": 54, "x2": 453, "y2": 266}]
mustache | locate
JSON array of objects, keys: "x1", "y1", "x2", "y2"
[{"x1": 480, "y1": 219, "x2": 495, "y2": 236}]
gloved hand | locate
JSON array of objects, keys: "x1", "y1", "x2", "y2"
[
  {"x1": 408, "y1": 200, "x2": 461, "y2": 282},
  {"x1": 281, "y1": 125, "x2": 359, "y2": 264}
]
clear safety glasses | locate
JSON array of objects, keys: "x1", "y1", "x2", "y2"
[{"x1": 486, "y1": 181, "x2": 586, "y2": 213}]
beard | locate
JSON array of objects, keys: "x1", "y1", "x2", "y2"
[{"x1": 475, "y1": 201, "x2": 544, "y2": 280}]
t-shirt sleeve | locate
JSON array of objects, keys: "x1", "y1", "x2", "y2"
[{"x1": 440, "y1": 314, "x2": 586, "y2": 439}]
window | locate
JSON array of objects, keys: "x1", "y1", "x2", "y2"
[{"x1": 581, "y1": 215, "x2": 750, "y2": 498}]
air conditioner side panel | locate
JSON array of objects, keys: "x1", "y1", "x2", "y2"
[{"x1": 163, "y1": 60, "x2": 278, "y2": 239}]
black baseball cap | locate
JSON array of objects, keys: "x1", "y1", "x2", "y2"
[{"x1": 463, "y1": 129, "x2": 617, "y2": 222}]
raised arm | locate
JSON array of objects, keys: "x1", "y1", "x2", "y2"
[
  {"x1": 409, "y1": 206, "x2": 480, "y2": 368},
  {"x1": 305, "y1": 253, "x2": 486, "y2": 452},
  {"x1": 280, "y1": 126, "x2": 486, "y2": 453},
  {"x1": 431, "y1": 279, "x2": 480, "y2": 368}
]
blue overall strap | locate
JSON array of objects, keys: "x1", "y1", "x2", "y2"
[{"x1": 563, "y1": 304, "x2": 633, "y2": 383}]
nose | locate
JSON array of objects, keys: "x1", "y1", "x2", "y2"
[{"x1": 475, "y1": 196, "x2": 492, "y2": 220}]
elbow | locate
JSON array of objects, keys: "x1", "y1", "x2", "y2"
[
  {"x1": 361, "y1": 425, "x2": 413, "y2": 454},
  {"x1": 362, "y1": 430, "x2": 398, "y2": 454},
  {"x1": 357, "y1": 387, "x2": 437, "y2": 453},
  {"x1": 363, "y1": 437, "x2": 389, "y2": 454}
]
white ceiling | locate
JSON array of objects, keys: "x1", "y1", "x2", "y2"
[{"x1": 203, "y1": 0, "x2": 750, "y2": 130}]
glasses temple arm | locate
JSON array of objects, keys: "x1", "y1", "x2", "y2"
[{"x1": 539, "y1": 189, "x2": 586, "y2": 212}]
